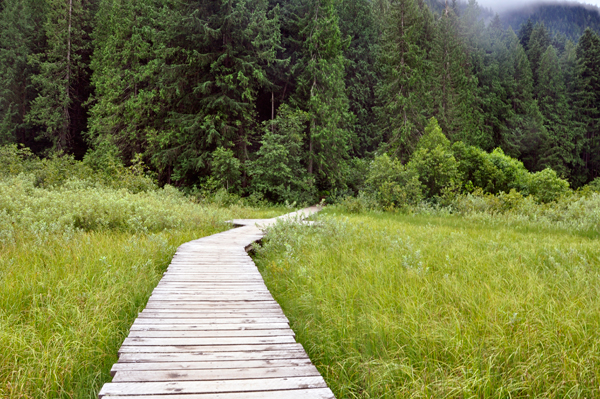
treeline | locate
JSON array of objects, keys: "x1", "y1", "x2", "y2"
[
  {"x1": 1, "y1": 0, "x2": 599, "y2": 202},
  {"x1": 501, "y1": 2, "x2": 600, "y2": 40}
]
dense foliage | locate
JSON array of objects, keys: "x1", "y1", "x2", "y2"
[{"x1": 2, "y1": 0, "x2": 600, "y2": 202}]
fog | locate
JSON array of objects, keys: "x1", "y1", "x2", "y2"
[{"x1": 477, "y1": 0, "x2": 600, "y2": 13}]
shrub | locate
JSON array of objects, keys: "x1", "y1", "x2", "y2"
[
  {"x1": 526, "y1": 168, "x2": 571, "y2": 203},
  {"x1": 366, "y1": 154, "x2": 423, "y2": 210}
]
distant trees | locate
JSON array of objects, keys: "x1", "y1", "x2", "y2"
[{"x1": 2, "y1": 0, "x2": 600, "y2": 199}]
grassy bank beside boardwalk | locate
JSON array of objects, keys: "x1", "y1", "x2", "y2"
[{"x1": 255, "y1": 210, "x2": 600, "y2": 398}]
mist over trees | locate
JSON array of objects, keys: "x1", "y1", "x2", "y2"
[{"x1": 1, "y1": 0, "x2": 600, "y2": 200}]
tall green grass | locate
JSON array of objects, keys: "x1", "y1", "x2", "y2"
[{"x1": 255, "y1": 211, "x2": 600, "y2": 398}]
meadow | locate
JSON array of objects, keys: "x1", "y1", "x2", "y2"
[
  {"x1": 254, "y1": 209, "x2": 600, "y2": 398},
  {"x1": 0, "y1": 147, "x2": 284, "y2": 398}
]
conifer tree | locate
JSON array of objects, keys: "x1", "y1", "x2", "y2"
[
  {"x1": 293, "y1": 0, "x2": 351, "y2": 188},
  {"x1": 376, "y1": 0, "x2": 429, "y2": 160},
  {"x1": 537, "y1": 45, "x2": 579, "y2": 177},
  {"x1": 0, "y1": 0, "x2": 44, "y2": 146},
  {"x1": 573, "y1": 28, "x2": 600, "y2": 181},
  {"x1": 89, "y1": 0, "x2": 282, "y2": 185},
  {"x1": 26, "y1": 0, "x2": 94, "y2": 155},
  {"x1": 337, "y1": 0, "x2": 381, "y2": 156},
  {"x1": 429, "y1": 4, "x2": 483, "y2": 146},
  {"x1": 527, "y1": 22, "x2": 551, "y2": 89},
  {"x1": 503, "y1": 29, "x2": 546, "y2": 171}
]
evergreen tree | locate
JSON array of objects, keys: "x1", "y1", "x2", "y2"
[
  {"x1": 89, "y1": 0, "x2": 282, "y2": 185},
  {"x1": 503, "y1": 29, "x2": 546, "y2": 171},
  {"x1": 26, "y1": 0, "x2": 94, "y2": 155},
  {"x1": 526, "y1": 22, "x2": 550, "y2": 89},
  {"x1": 293, "y1": 0, "x2": 351, "y2": 189},
  {"x1": 337, "y1": 0, "x2": 381, "y2": 156},
  {"x1": 429, "y1": 4, "x2": 483, "y2": 146},
  {"x1": 517, "y1": 18, "x2": 533, "y2": 51},
  {"x1": 537, "y1": 45, "x2": 579, "y2": 177},
  {"x1": 0, "y1": 0, "x2": 44, "y2": 147},
  {"x1": 573, "y1": 28, "x2": 600, "y2": 182},
  {"x1": 376, "y1": 0, "x2": 430, "y2": 160}
]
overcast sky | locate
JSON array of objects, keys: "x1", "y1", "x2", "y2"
[{"x1": 476, "y1": 0, "x2": 600, "y2": 13}]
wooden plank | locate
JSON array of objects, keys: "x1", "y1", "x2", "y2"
[
  {"x1": 121, "y1": 336, "x2": 296, "y2": 346},
  {"x1": 98, "y1": 376, "x2": 328, "y2": 397},
  {"x1": 111, "y1": 358, "x2": 313, "y2": 375},
  {"x1": 132, "y1": 317, "x2": 287, "y2": 324},
  {"x1": 101, "y1": 388, "x2": 335, "y2": 399},
  {"x1": 117, "y1": 349, "x2": 310, "y2": 363},
  {"x1": 118, "y1": 343, "x2": 304, "y2": 355},
  {"x1": 129, "y1": 323, "x2": 291, "y2": 331},
  {"x1": 139, "y1": 311, "x2": 285, "y2": 317},
  {"x1": 112, "y1": 365, "x2": 320, "y2": 382},
  {"x1": 128, "y1": 330, "x2": 293, "y2": 338}
]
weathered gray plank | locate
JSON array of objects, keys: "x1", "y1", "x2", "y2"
[
  {"x1": 118, "y1": 343, "x2": 305, "y2": 355},
  {"x1": 129, "y1": 323, "x2": 291, "y2": 331},
  {"x1": 121, "y1": 336, "x2": 296, "y2": 346},
  {"x1": 99, "y1": 376, "x2": 328, "y2": 397},
  {"x1": 117, "y1": 349, "x2": 310, "y2": 363},
  {"x1": 112, "y1": 365, "x2": 320, "y2": 382},
  {"x1": 127, "y1": 330, "x2": 294, "y2": 339},
  {"x1": 110, "y1": 359, "x2": 312, "y2": 375},
  {"x1": 101, "y1": 388, "x2": 335, "y2": 398}
]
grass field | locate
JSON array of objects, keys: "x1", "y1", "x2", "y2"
[
  {"x1": 254, "y1": 210, "x2": 600, "y2": 398},
  {"x1": 0, "y1": 175, "x2": 284, "y2": 398}
]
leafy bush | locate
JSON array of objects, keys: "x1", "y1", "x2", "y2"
[
  {"x1": 526, "y1": 168, "x2": 571, "y2": 203},
  {"x1": 365, "y1": 154, "x2": 423, "y2": 210}
]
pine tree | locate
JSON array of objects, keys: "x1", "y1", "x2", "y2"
[
  {"x1": 26, "y1": 0, "x2": 94, "y2": 155},
  {"x1": 89, "y1": 0, "x2": 283, "y2": 185},
  {"x1": 502, "y1": 29, "x2": 546, "y2": 171},
  {"x1": 573, "y1": 28, "x2": 600, "y2": 182},
  {"x1": 337, "y1": 0, "x2": 381, "y2": 156},
  {"x1": 527, "y1": 22, "x2": 551, "y2": 90},
  {"x1": 0, "y1": 0, "x2": 43, "y2": 146},
  {"x1": 376, "y1": 0, "x2": 430, "y2": 161},
  {"x1": 293, "y1": 0, "x2": 351, "y2": 188},
  {"x1": 537, "y1": 45, "x2": 579, "y2": 177},
  {"x1": 88, "y1": 0, "x2": 179, "y2": 176},
  {"x1": 517, "y1": 18, "x2": 533, "y2": 51},
  {"x1": 429, "y1": 4, "x2": 483, "y2": 146}
]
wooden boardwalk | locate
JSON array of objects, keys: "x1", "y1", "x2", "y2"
[{"x1": 98, "y1": 206, "x2": 335, "y2": 399}]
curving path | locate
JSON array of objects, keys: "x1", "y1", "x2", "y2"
[{"x1": 98, "y1": 206, "x2": 335, "y2": 398}]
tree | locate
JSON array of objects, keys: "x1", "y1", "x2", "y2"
[
  {"x1": 526, "y1": 22, "x2": 550, "y2": 89},
  {"x1": 572, "y1": 28, "x2": 600, "y2": 182},
  {"x1": 502, "y1": 29, "x2": 546, "y2": 172},
  {"x1": 26, "y1": 0, "x2": 94, "y2": 155},
  {"x1": 376, "y1": 0, "x2": 430, "y2": 161},
  {"x1": 429, "y1": 4, "x2": 483, "y2": 146},
  {"x1": 337, "y1": 0, "x2": 381, "y2": 156},
  {"x1": 0, "y1": 0, "x2": 44, "y2": 147},
  {"x1": 293, "y1": 0, "x2": 352, "y2": 189},
  {"x1": 536, "y1": 45, "x2": 579, "y2": 178},
  {"x1": 248, "y1": 104, "x2": 315, "y2": 202}
]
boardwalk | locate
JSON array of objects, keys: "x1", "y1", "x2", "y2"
[{"x1": 98, "y1": 206, "x2": 335, "y2": 398}]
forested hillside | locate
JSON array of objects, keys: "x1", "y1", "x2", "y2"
[
  {"x1": 1, "y1": 0, "x2": 600, "y2": 202},
  {"x1": 502, "y1": 2, "x2": 600, "y2": 39}
]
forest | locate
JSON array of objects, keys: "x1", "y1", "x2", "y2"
[{"x1": 1, "y1": 0, "x2": 600, "y2": 203}]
